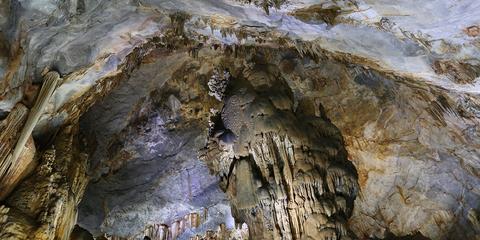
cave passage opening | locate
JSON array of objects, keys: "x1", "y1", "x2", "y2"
[{"x1": 74, "y1": 46, "x2": 359, "y2": 240}]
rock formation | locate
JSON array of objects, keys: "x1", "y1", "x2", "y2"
[
  {"x1": 0, "y1": 123, "x2": 89, "y2": 240},
  {"x1": 0, "y1": 0, "x2": 480, "y2": 240},
  {"x1": 0, "y1": 103, "x2": 33, "y2": 200},
  {"x1": 142, "y1": 212, "x2": 249, "y2": 240},
  {"x1": 200, "y1": 59, "x2": 358, "y2": 240}
]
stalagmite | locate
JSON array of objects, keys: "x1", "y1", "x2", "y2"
[
  {"x1": 142, "y1": 210, "x2": 248, "y2": 240},
  {"x1": 145, "y1": 224, "x2": 169, "y2": 240}
]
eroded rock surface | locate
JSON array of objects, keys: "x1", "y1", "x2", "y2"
[
  {"x1": 0, "y1": 124, "x2": 89, "y2": 240},
  {"x1": 77, "y1": 53, "x2": 236, "y2": 239},
  {"x1": 0, "y1": 0, "x2": 480, "y2": 240}
]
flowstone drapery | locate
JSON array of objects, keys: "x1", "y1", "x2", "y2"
[{"x1": 201, "y1": 69, "x2": 359, "y2": 240}]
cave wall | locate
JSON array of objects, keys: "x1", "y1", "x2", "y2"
[
  {"x1": 77, "y1": 50, "x2": 238, "y2": 239},
  {"x1": 275, "y1": 56, "x2": 480, "y2": 239},
  {"x1": 0, "y1": 0, "x2": 479, "y2": 239},
  {"x1": 0, "y1": 42, "x2": 479, "y2": 240},
  {"x1": 209, "y1": 48, "x2": 480, "y2": 239},
  {"x1": 76, "y1": 47, "x2": 361, "y2": 240},
  {"x1": 0, "y1": 123, "x2": 89, "y2": 240}
]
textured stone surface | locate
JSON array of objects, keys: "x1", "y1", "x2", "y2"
[
  {"x1": 77, "y1": 54, "x2": 235, "y2": 239},
  {"x1": 0, "y1": 0, "x2": 480, "y2": 239},
  {"x1": 0, "y1": 124, "x2": 89, "y2": 240},
  {"x1": 200, "y1": 63, "x2": 359, "y2": 239},
  {"x1": 273, "y1": 57, "x2": 480, "y2": 239},
  {"x1": 0, "y1": 103, "x2": 31, "y2": 200},
  {"x1": 0, "y1": 135, "x2": 36, "y2": 201},
  {"x1": 0, "y1": 0, "x2": 478, "y2": 119}
]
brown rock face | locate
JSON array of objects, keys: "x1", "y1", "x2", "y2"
[
  {"x1": 201, "y1": 65, "x2": 359, "y2": 240},
  {"x1": 433, "y1": 60, "x2": 480, "y2": 84},
  {"x1": 0, "y1": 124, "x2": 89, "y2": 240},
  {"x1": 464, "y1": 25, "x2": 480, "y2": 37}
]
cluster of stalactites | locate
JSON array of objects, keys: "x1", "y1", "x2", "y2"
[
  {"x1": 201, "y1": 97, "x2": 358, "y2": 239},
  {"x1": 0, "y1": 71, "x2": 60, "y2": 201},
  {"x1": 241, "y1": 132, "x2": 357, "y2": 239},
  {"x1": 202, "y1": 129, "x2": 358, "y2": 239}
]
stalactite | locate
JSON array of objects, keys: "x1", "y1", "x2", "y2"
[
  {"x1": 290, "y1": 5, "x2": 341, "y2": 25},
  {"x1": 0, "y1": 103, "x2": 28, "y2": 169},
  {"x1": 0, "y1": 71, "x2": 60, "y2": 187},
  {"x1": 201, "y1": 68, "x2": 359, "y2": 239},
  {"x1": 169, "y1": 11, "x2": 190, "y2": 37},
  {"x1": 0, "y1": 104, "x2": 35, "y2": 200}
]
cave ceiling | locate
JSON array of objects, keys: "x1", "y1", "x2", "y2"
[{"x1": 0, "y1": 0, "x2": 480, "y2": 240}]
